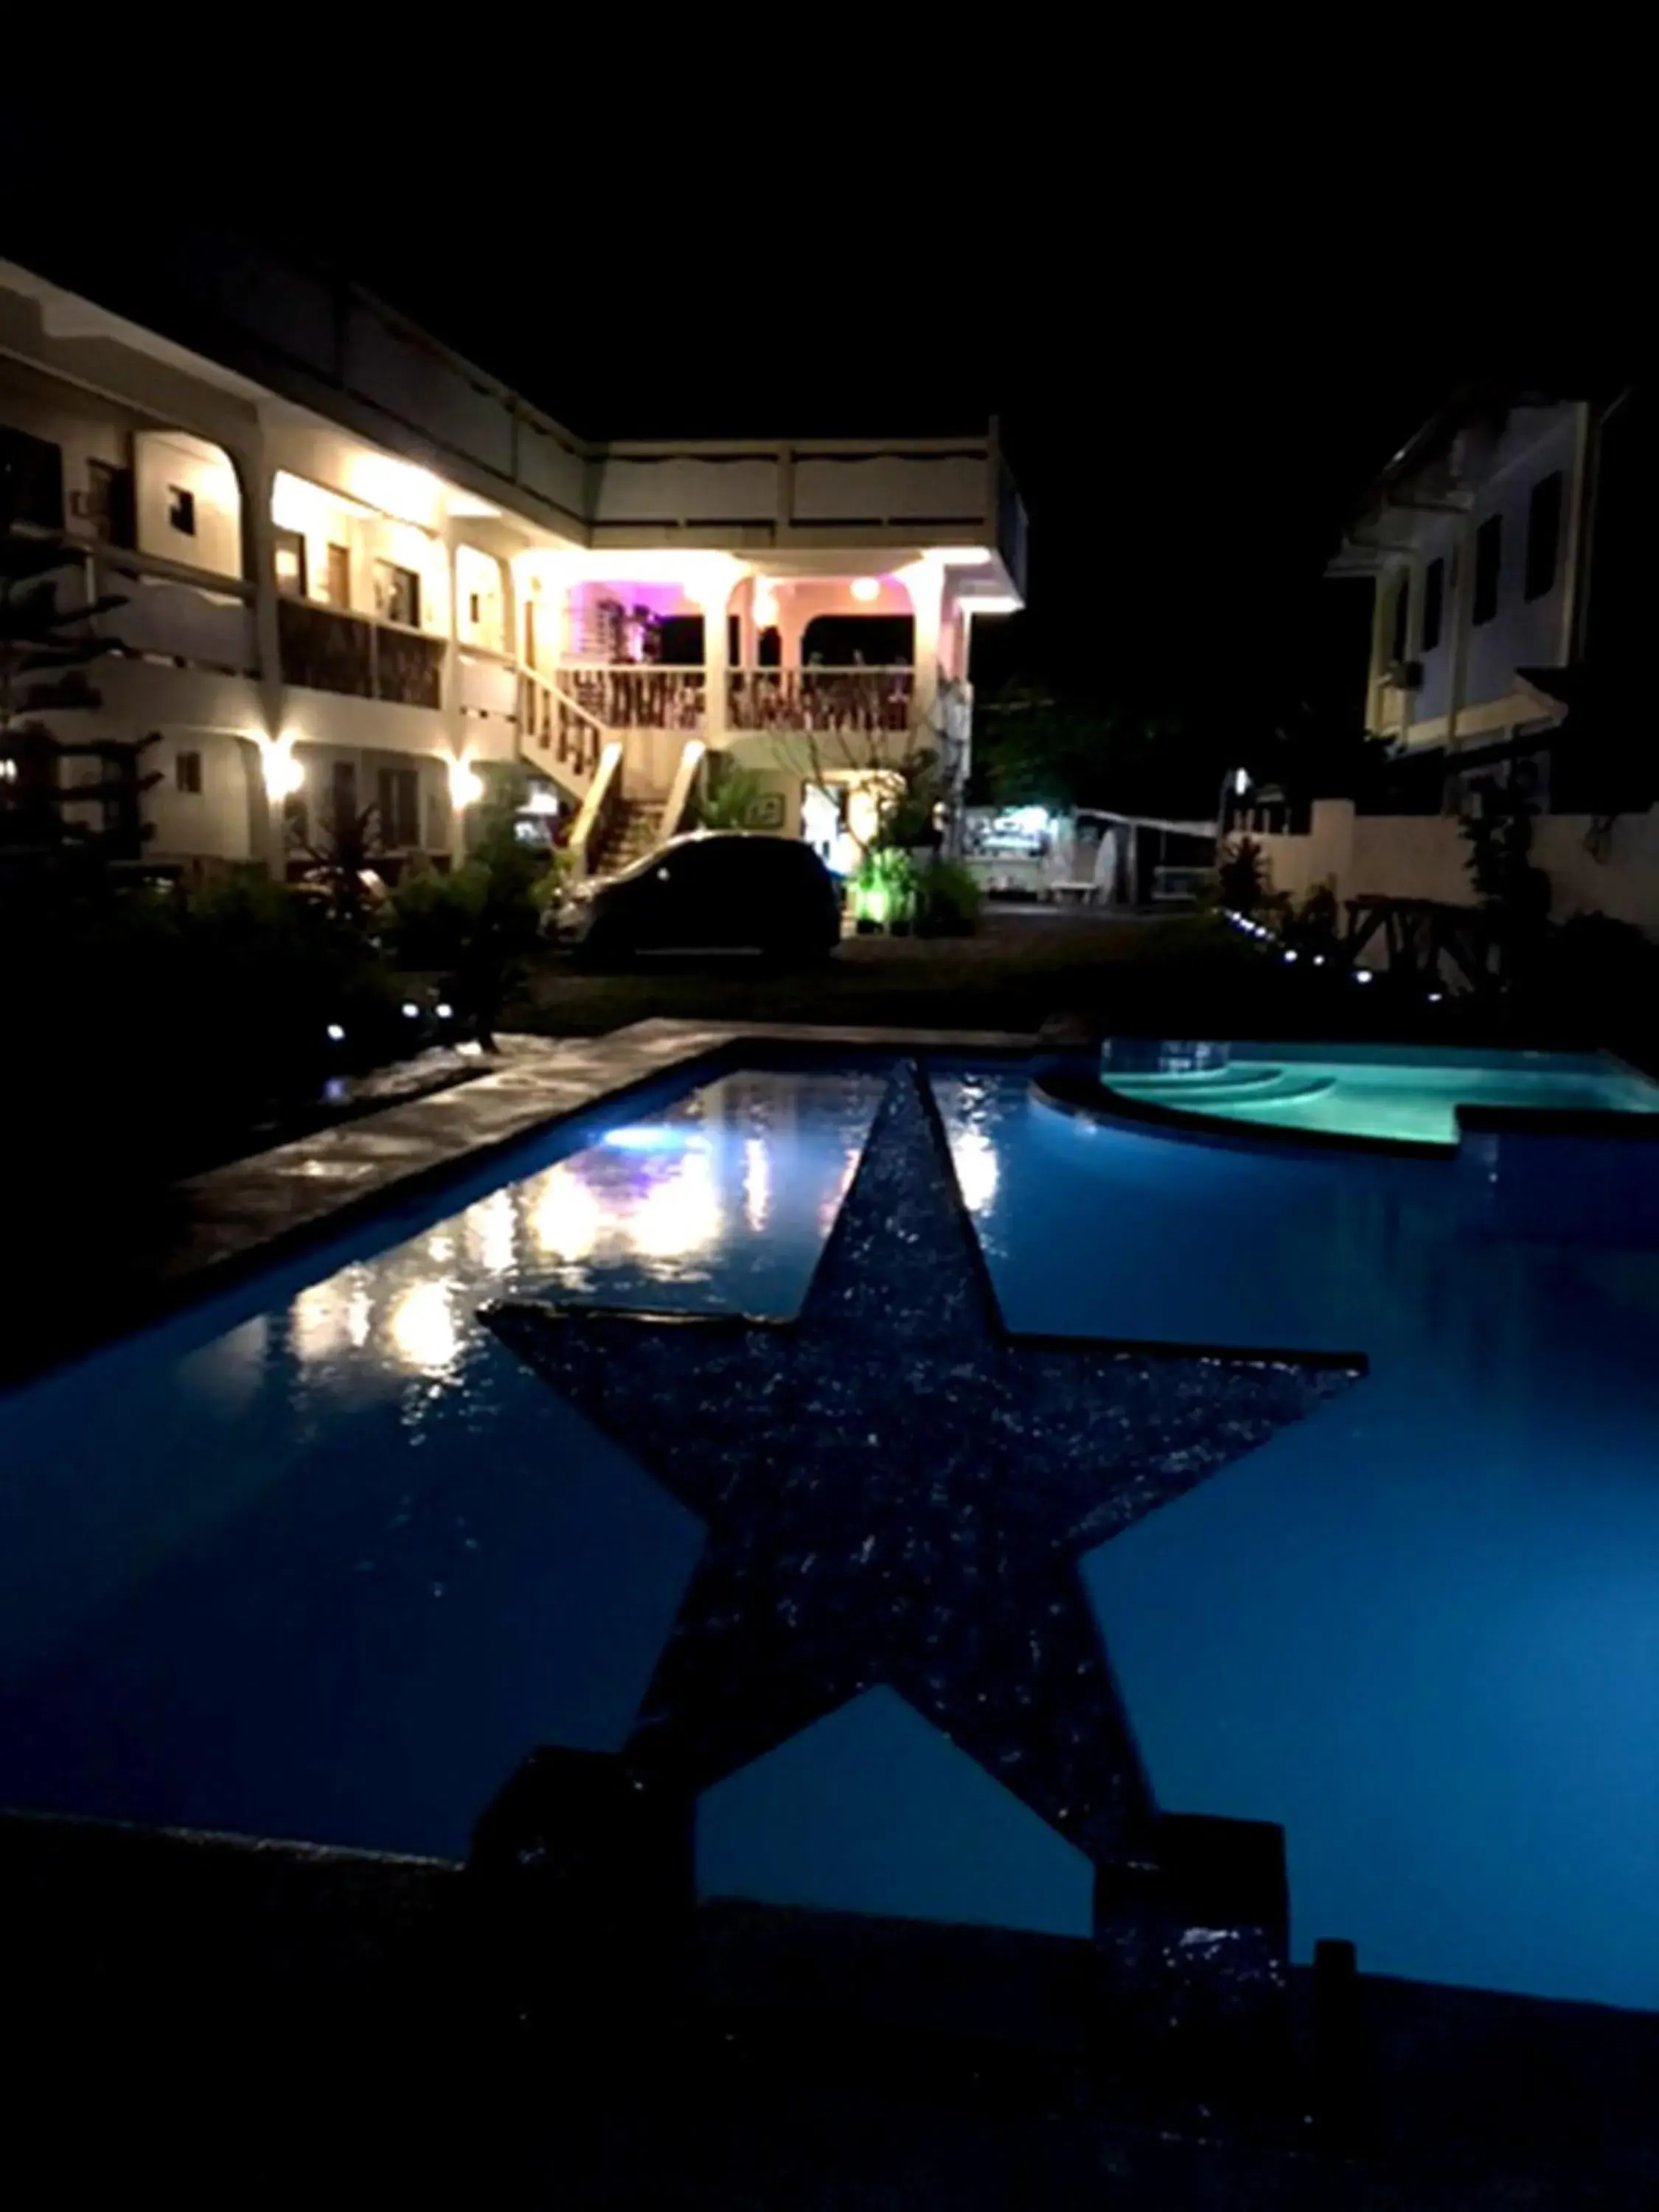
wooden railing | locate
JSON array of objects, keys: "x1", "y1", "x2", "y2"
[
  {"x1": 554, "y1": 664, "x2": 706, "y2": 731},
  {"x1": 278, "y1": 599, "x2": 444, "y2": 709},
  {"x1": 522, "y1": 671, "x2": 606, "y2": 786},
  {"x1": 726, "y1": 666, "x2": 914, "y2": 735}
]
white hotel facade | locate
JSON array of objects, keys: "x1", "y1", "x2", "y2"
[{"x1": 0, "y1": 249, "x2": 1026, "y2": 879}]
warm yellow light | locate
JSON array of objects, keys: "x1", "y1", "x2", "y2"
[
  {"x1": 752, "y1": 583, "x2": 780, "y2": 630},
  {"x1": 464, "y1": 1188, "x2": 518, "y2": 1277},
  {"x1": 448, "y1": 755, "x2": 485, "y2": 810},
  {"x1": 743, "y1": 1137, "x2": 773, "y2": 1234},
  {"x1": 260, "y1": 733, "x2": 305, "y2": 800},
  {"x1": 928, "y1": 546, "x2": 994, "y2": 566},
  {"x1": 347, "y1": 453, "x2": 444, "y2": 527},
  {"x1": 961, "y1": 595, "x2": 1022, "y2": 617},
  {"x1": 530, "y1": 1164, "x2": 601, "y2": 1262},
  {"x1": 387, "y1": 1277, "x2": 461, "y2": 1374},
  {"x1": 630, "y1": 1155, "x2": 721, "y2": 1265},
  {"x1": 850, "y1": 576, "x2": 880, "y2": 603}
]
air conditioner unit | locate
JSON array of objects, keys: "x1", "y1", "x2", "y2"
[{"x1": 1385, "y1": 659, "x2": 1424, "y2": 690}]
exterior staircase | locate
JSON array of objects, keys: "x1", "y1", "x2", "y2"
[{"x1": 588, "y1": 796, "x2": 662, "y2": 877}]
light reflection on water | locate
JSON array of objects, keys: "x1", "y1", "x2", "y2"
[{"x1": 280, "y1": 1069, "x2": 886, "y2": 1396}]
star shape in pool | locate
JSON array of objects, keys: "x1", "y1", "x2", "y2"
[{"x1": 486, "y1": 1063, "x2": 1362, "y2": 1867}]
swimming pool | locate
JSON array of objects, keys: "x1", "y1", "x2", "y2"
[
  {"x1": 1097, "y1": 1041, "x2": 1659, "y2": 1148},
  {"x1": 1, "y1": 1049, "x2": 1656, "y2": 2014}
]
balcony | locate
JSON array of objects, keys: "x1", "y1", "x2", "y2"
[
  {"x1": 68, "y1": 549, "x2": 255, "y2": 675},
  {"x1": 555, "y1": 665, "x2": 706, "y2": 732},
  {"x1": 278, "y1": 598, "x2": 444, "y2": 709},
  {"x1": 727, "y1": 667, "x2": 914, "y2": 737}
]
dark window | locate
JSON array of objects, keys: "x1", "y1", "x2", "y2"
[
  {"x1": 1472, "y1": 515, "x2": 1502, "y2": 626},
  {"x1": 0, "y1": 425, "x2": 66, "y2": 529},
  {"x1": 373, "y1": 560, "x2": 420, "y2": 627},
  {"x1": 167, "y1": 485, "x2": 196, "y2": 535},
  {"x1": 274, "y1": 528, "x2": 307, "y2": 598},
  {"x1": 1422, "y1": 557, "x2": 1446, "y2": 653},
  {"x1": 174, "y1": 749, "x2": 203, "y2": 795},
  {"x1": 85, "y1": 458, "x2": 134, "y2": 548},
  {"x1": 378, "y1": 765, "x2": 420, "y2": 846},
  {"x1": 1525, "y1": 471, "x2": 1563, "y2": 602},
  {"x1": 657, "y1": 613, "x2": 705, "y2": 664},
  {"x1": 1389, "y1": 571, "x2": 1410, "y2": 663},
  {"x1": 282, "y1": 790, "x2": 309, "y2": 848},
  {"x1": 330, "y1": 759, "x2": 359, "y2": 832}
]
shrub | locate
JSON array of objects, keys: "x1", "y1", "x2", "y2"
[
  {"x1": 914, "y1": 857, "x2": 984, "y2": 936},
  {"x1": 1217, "y1": 835, "x2": 1270, "y2": 914},
  {"x1": 850, "y1": 845, "x2": 917, "y2": 931},
  {"x1": 388, "y1": 789, "x2": 554, "y2": 1046}
]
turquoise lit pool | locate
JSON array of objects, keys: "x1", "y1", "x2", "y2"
[
  {"x1": 1, "y1": 1050, "x2": 1658, "y2": 2014},
  {"x1": 1099, "y1": 1042, "x2": 1659, "y2": 1148}
]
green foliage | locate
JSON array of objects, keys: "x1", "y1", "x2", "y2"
[
  {"x1": 1461, "y1": 779, "x2": 1551, "y2": 987},
  {"x1": 914, "y1": 857, "x2": 984, "y2": 936},
  {"x1": 389, "y1": 773, "x2": 557, "y2": 1046},
  {"x1": 1280, "y1": 879, "x2": 1340, "y2": 953},
  {"x1": 690, "y1": 761, "x2": 767, "y2": 831},
  {"x1": 851, "y1": 844, "x2": 918, "y2": 930},
  {"x1": 1217, "y1": 835, "x2": 1270, "y2": 915}
]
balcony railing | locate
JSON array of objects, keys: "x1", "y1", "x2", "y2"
[
  {"x1": 727, "y1": 666, "x2": 914, "y2": 736},
  {"x1": 554, "y1": 664, "x2": 706, "y2": 731},
  {"x1": 68, "y1": 550, "x2": 255, "y2": 675},
  {"x1": 278, "y1": 598, "x2": 445, "y2": 709},
  {"x1": 522, "y1": 672, "x2": 605, "y2": 783}
]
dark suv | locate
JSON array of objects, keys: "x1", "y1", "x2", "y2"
[{"x1": 557, "y1": 832, "x2": 841, "y2": 961}]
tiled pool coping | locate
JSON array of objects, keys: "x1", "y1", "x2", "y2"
[{"x1": 5, "y1": 1020, "x2": 1032, "y2": 1389}]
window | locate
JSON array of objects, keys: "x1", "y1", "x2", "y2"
[
  {"x1": 274, "y1": 528, "x2": 307, "y2": 598},
  {"x1": 1, "y1": 425, "x2": 66, "y2": 530},
  {"x1": 84, "y1": 458, "x2": 135, "y2": 548},
  {"x1": 1525, "y1": 471, "x2": 1563, "y2": 602},
  {"x1": 174, "y1": 749, "x2": 203, "y2": 795},
  {"x1": 330, "y1": 759, "x2": 359, "y2": 832},
  {"x1": 373, "y1": 560, "x2": 421, "y2": 628},
  {"x1": 378, "y1": 765, "x2": 420, "y2": 847},
  {"x1": 167, "y1": 485, "x2": 196, "y2": 536},
  {"x1": 1389, "y1": 571, "x2": 1410, "y2": 663},
  {"x1": 1472, "y1": 515, "x2": 1502, "y2": 627},
  {"x1": 1421, "y1": 557, "x2": 1446, "y2": 653}
]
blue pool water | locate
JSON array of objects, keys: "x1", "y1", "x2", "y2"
[
  {"x1": 1101, "y1": 1041, "x2": 1659, "y2": 1147},
  {"x1": 1, "y1": 1054, "x2": 1658, "y2": 2012}
]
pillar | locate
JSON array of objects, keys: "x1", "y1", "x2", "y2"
[
  {"x1": 698, "y1": 576, "x2": 730, "y2": 748},
  {"x1": 900, "y1": 557, "x2": 945, "y2": 742},
  {"x1": 238, "y1": 427, "x2": 287, "y2": 872}
]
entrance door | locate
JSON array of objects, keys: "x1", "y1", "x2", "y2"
[{"x1": 325, "y1": 543, "x2": 351, "y2": 609}]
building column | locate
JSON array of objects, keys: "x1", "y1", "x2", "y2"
[
  {"x1": 900, "y1": 557, "x2": 945, "y2": 742},
  {"x1": 442, "y1": 530, "x2": 467, "y2": 863},
  {"x1": 238, "y1": 428, "x2": 287, "y2": 872},
  {"x1": 698, "y1": 578, "x2": 730, "y2": 748}
]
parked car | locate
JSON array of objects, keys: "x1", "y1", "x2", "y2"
[{"x1": 555, "y1": 832, "x2": 841, "y2": 961}]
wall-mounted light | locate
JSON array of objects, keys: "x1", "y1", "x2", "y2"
[
  {"x1": 260, "y1": 733, "x2": 305, "y2": 800},
  {"x1": 448, "y1": 756, "x2": 485, "y2": 810},
  {"x1": 752, "y1": 582, "x2": 780, "y2": 630},
  {"x1": 850, "y1": 577, "x2": 880, "y2": 603}
]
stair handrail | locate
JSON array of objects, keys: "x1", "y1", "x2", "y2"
[
  {"x1": 568, "y1": 740, "x2": 624, "y2": 880},
  {"x1": 657, "y1": 738, "x2": 707, "y2": 846}
]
